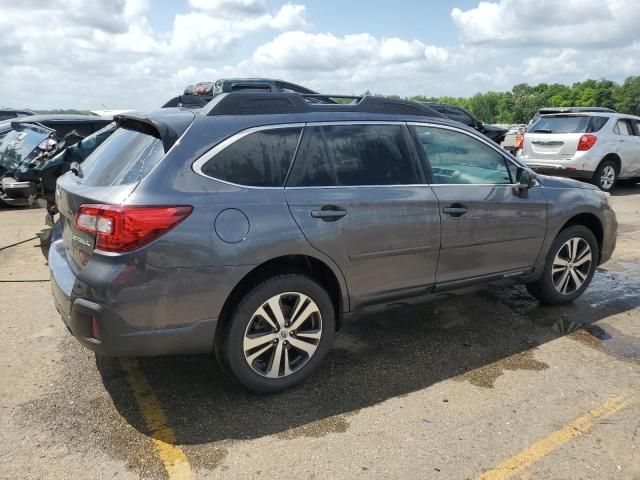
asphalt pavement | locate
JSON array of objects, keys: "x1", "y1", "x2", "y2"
[{"x1": 1, "y1": 186, "x2": 639, "y2": 480}]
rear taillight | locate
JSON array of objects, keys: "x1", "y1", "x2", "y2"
[
  {"x1": 75, "y1": 204, "x2": 193, "y2": 253},
  {"x1": 577, "y1": 134, "x2": 597, "y2": 151},
  {"x1": 516, "y1": 134, "x2": 524, "y2": 150}
]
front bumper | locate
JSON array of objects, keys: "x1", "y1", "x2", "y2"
[
  {"x1": 0, "y1": 177, "x2": 37, "y2": 206},
  {"x1": 49, "y1": 240, "x2": 218, "y2": 357}
]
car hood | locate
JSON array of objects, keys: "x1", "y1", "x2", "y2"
[{"x1": 537, "y1": 174, "x2": 600, "y2": 191}]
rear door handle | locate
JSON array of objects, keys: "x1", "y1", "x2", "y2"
[
  {"x1": 311, "y1": 207, "x2": 347, "y2": 221},
  {"x1": 443, "y1": 205, "x2": 468, "y2": 217}
]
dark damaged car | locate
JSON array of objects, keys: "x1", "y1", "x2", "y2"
[{"x1": 0, "y1": 115, "x2": 111, "y2": 206}]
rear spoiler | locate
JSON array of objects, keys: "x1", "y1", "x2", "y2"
[{"x1": 113, "y1": 112, "x2": 193, "y2": 152}]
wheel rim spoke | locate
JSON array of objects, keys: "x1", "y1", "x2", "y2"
[
  {"x1": 288, "y1": 337, "x2": 318, "y2": 356},
  {"x1": 289, "y1": 301, "x2": 319, "y2": 331},
  {"x1": 244, "y1": 332, "x2": 277, "y2": 351},
  {"x1": 296, "y1": 330, "x2": 322, "y2": 340},
  {"x1": 266, "y1": 341, "x2": 284, "y2": 378},
  {"x1": 266, "y1": 296, "x2": 287, "y2": 329},
  {"x1": 254, "y1": 306, "x2": 278, "y2": 331},
  {"x1": 574, "y1": 251, "x2": 592, "y2": 266},
  {"x1": 554, "y1": 257, "x2": 569, "y2": 267},
  {"x1": 557, "y1": 269, "x2": 571, "y2": 293},
  {"x1": 246, "y1": 342, "x2": 274, "y2": 364},
  {"x1": 569, "y1": 269, "x2": 582, "y2": 289}
]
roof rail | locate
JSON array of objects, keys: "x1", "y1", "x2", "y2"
[{"x1": 201, "y1": 92, "x2": 444, "y2": 118}]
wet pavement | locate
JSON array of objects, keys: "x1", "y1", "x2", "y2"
[{"x1": 1, "y1": 185, "x2": 639, "y2": 479}]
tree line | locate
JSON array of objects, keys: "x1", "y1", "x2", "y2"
[{"x1": 375, "y1": 76, "x2": 640, "y2": 125}]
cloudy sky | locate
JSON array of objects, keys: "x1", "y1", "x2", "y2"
[{"x1": 1, "y1": 0, "x2": 639, "y2": 110}]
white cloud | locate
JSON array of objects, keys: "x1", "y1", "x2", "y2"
[
  {"x1": 188, "y1": 0, "x2": 267, "y2": 17},
  {"x1": 250, "y1": 31, "x2": 451, "y2": 73},
  {"x1": 169, "y1": 4, "x2": 308, "y2": 59},
  {"x1": 452, "y1": 0, "x2": 640, "y2": 48}
]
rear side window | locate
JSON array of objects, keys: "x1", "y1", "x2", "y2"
[
  {"x1": 200, "y1": 127, "x2": 302, "y2": 187},
  {"x1": 290, "y1": 124, "x2": 418, "y2": 186},
  {"x1": 530, "y1": 115, "x2": 607, "y2": 133},
  {"x1": 79, "y1": 127, "x2": 164, "y2": 187}
]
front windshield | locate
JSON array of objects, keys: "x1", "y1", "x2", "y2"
[{"x1": 0, "y1": 124, "x2": 55, "y2": 171}]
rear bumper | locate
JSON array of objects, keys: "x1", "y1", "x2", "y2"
[
  {"x1": 0, "y1": 177, "x2": 37, "y2": 206},
  {"x1": 49, "y1": 240, "x2": 219, "y2": 357}
]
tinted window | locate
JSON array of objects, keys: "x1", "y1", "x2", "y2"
[
  {"x1": 322, "y1": 125, "x2": 417, "y2": 186},
  {"x1": 79, "y1": 127, "x2": 165, "y2": 187},
  {"x1": 201, "y1": 127, "x2": 302, "y2": 187},
  {"x1": 530, "y1": 115, "x2": 606, "y2": 133},
  {"x1": 413, "y1": 126, "x2": 512, "y2": 185},
  {"x1": 291, "y1": 127, "x2": 334, "y2": 187},
  {"x1": 0, "y1": 113, "x2": 17, "y2": 121},
  {"x1": 446, "y1": 107, "x2": 475, "y2": 127}
]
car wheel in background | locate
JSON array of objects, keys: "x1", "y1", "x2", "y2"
[
  {"x1": 592, "y1": 159, "x2": 618, "y2": 191},
  {"x1": 219, "y1": 274, "x2": 335, "y2": 394},
  {"x1": 526, "y1": 225, "x2": 598, "y2": 305}
]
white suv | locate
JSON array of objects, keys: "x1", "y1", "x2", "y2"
[{"x1": 517, "y1": 112, "x2": 640, "y2": 191}]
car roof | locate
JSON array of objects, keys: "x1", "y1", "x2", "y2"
[
  {"x1": 540, "y1": 112, "x2": 639, "y2": 119},
  {"x1": 538, "y1": 106, "x2": 616, "y2": 113}
]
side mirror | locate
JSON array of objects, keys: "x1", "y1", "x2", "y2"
[{"x1": 514, "y1": 168, "x2": 536, "y2": 197}]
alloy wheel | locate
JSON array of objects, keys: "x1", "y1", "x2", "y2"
[
  {"x1": 243, "y1": 292, "x2": 323, "y2": 378},
  {"x1": 552, "y1": 237, "x2": 593, "y2": 295},
  {"x1": 600, "y1": 165, "x2": 616, "y2": 190}
]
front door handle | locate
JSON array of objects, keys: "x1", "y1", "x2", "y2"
[
  {"x1": 311, "y1": 207, "x2": 347, "y2": 221},
  {"x1": 443, "y1": 205, "x2": 469, "y2": 217}
]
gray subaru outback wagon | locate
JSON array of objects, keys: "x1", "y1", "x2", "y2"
[{"x1": 49, "y1": 93, "x2": 617, "y2": 393}]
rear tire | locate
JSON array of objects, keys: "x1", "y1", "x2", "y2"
[
  {"x1": 219, "y1": 274, "x2": 335, "y2": 394},
  {"x1": 592, "y1": 159, "x2": 617, "y2": 191},
  {"x1": 526, "y1": 225, "x2": 598, "y2": 305}
]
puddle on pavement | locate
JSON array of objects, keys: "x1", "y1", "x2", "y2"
[
  {"x1": 569, "y1": 324, "x2": 640, "y2": 363},
  {"x1": 456, "y1": 349, "x2": 549, "y2": 388}
]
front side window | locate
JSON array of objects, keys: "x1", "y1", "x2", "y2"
[
  {"x1": 200, "y1": 127, "x2": 302, "y2": 187},
  {"x1": 413, "y1": 126, "x2": 512, "y2": 185}
]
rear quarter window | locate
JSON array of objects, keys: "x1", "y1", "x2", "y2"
[
  {"x1": 199, "y1": 127, "x2": 302, "y2": 187},
  {"x1": 78, "y1": 127, "x2": 165, "y2": 187}
]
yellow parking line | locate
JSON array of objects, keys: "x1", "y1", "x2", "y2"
[
  {"x1": 477, "y1": 394, "x2": 634, "y2": 480},
  {"x1": 120, "y1": 358, "x2": 193, "y2": 480}
]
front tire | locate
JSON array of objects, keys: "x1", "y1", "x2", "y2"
[
  {"x1": 220, "y1": 274, "x2": 335, "y2": 394},
  {"x1": 526, "y1": 225, "x2": 598, "y2": 305},
  {"x1": 592, "y1": 159, "x2": 617, "y2": 191}
]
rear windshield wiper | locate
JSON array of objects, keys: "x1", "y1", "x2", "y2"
[{"x1": 531, "y1": 128, "x2": 553, "y2": 133}]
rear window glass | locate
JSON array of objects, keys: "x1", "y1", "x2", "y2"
[
  {"x1": 78, "y1": 127, "x2": 165, "y2": 187},
  {"x1": 200, "y1": 127, "x2": 302, "y2": 187},
  {"x1": 530, "y1": 115, "x2": 608, "y2": 133}
]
